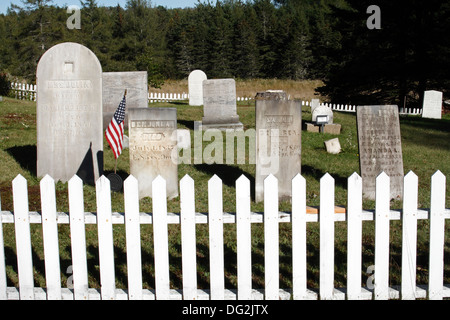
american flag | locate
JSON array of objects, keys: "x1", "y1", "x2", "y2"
[{"x1": 105, "y1": 94, "x2": 126, "y2": 159}]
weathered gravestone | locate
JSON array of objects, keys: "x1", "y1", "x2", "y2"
[
  {"x1": 199, "y1": 79, "x2": 243, "y2": 131},
  {"x1": 102, "y1": 71, "x2": 148, "y2": 129},
  {"x1": 128, "y1": 108, "x2": 178, "y2": 199},
  {"x1": 422, "y1": 90, "x2": 443, "y2": 119},
  {"x1": 255, "y1": 98, "x2": 302, "y2": 202},
  {"x1": 36, "y1": 42, "x2": 103, "y2": 184},
  {"x1": 324, "y1": 138, "x2": 341, "y2": 154},
  {"x1": 188, "y1": 70, "x2": 207, "y2": 106},
  {"x1": 356, "y1": 105, "x2": 404, "y2": 200}
]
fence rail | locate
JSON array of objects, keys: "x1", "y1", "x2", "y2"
[{"x1": 0, "y1": 171, "x2": 449, "y2": 300}]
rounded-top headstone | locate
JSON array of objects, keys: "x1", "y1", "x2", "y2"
[
  {"x1": 36, "y1": 42, "x2": 103, "y2": 184},
  {"x1": 188, "y1": 70, "x2": 207, "y2": 106},
  {"x1": 312, "y1": 104, "x2": 334, "y2": 124}
]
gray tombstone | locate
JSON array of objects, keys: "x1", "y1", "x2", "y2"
[
  {"x1": 188, "y1": 70, "x2": 207, "y2": 106},
  {"x1": 36, "y1": 42, "x2": 103, "y2": 184},
  {"x1": 422, "y1": 90, "x2": 443, "y2": 119},
  {"x1": 311, "y1": 98, "x2": 320, "y2": 114},
  {"x1": 199, "y1": 79, "x2": 244, "y2": 131},
  {"x1": 128, "y1": 108, "x2": 178, "y2": 199},
  {"x1": 102, "y1": 71, "x2": 148, "y2": 129},
  {"x1": 356, "y1": 105, "x2": 404, "y2": 200},
  {"x1": 255, "y1": 90, "x2": 288, "y2": 101},
  {"x1": 255, "y1": 99, "x2": 302, "y2": 202}
]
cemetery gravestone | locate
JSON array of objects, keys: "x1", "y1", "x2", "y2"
[
  {"x1": 356, "y1": 105, "x2": 404, "y2": 200},
  {"x1": 102, "y1": 71, "x2": 148, "y2": 129},
  {"x1": 36, "y1": 42, "x2": 103, "y2": 184},
  {"x1": 422, "y1": 90, "x2": 443, "y2": 119},
  {"x1": 199, "y1": 79, "x2": 244, "y2": 131},
  {"x1": 188, "y1": 70, "x2": 207, "y2": 106},
  {"x1": 310, "y1": 98, "x2": 320, "y2": 114},
  {"x1": 255, "y1": 98, "x2": 302, "y2": 202},
  {"x1": 324, "y1": 138, "x2": 341, "y2": 154},
  {"x1": 128, "y1": 108, "x2": 178, "y2": 199},
  {"x1": 255, "y1": 90, "x2": 288, "y2": 101}
]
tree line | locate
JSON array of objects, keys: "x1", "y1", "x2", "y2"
[{"x1": 0, "y1": 0, "x2": 448, "y2": 107}]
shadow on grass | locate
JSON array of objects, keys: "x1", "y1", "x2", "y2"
[
  {"x1": 194, "y1": 163, "x2": 255, "y2": 200},
  {"x1": 6, "y1": 145, "x2": 37, "y2": 176},
  {"x1": 302, "y1": 164, "x2": 348, "y2": 190}
]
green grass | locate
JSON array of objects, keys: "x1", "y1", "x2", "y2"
[{"x1": 0, "y1": 96, "x2": 449, "y2": 293}]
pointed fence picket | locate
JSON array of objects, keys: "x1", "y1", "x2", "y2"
[{"x1": 0, "y1": 171, "x2": 449, "y2": 300}]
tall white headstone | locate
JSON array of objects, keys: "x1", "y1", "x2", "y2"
[
  {"x1": 188, "y1": 70, "x2": 207, "y2": 106},
  {"x1": 422, "y1": 90, "x2": 443, "y2": 119},
  {"x1": 36, "y1": 42, "x2": 103, "y2": 184}
]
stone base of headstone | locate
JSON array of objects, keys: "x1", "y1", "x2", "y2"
[{"x1": 305, "y1": 122, "x2": 341, "y2": 134}]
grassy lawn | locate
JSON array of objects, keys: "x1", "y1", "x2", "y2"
[{"x1": 0, "y1": 96, "x2": 449, "y2": 293}]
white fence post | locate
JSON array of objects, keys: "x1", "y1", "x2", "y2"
[
  {"x1": 124, "y1": 175, "x2": 143, "y2": 300},
  {"x1": 319, "y1": 173, "x2": 335, "y2": 300},
  {"x1": 68, "y1": 175, "x2": 89, "y2": 300},
  {"x1": 40, "y1": 175, "x2": 62, "y2": 300},
  {"x1": 347, "y1": 172, "x2": 363, "y2": 299},
  {"x1": 12, "y1": 174, "x2": 34, "y2": 300},
  {"x1": 374, "y1": 172, "x2": 390, "y2": 300},
  {"x1": 152, "y1": 176, "x2": 171, "y2": 300},
  {"x1": 208, "y1": 175, "x2": 225, "y2": 300},
  {"x1": 401, "y1": 171, "x2": 418, "y2": 299},
  {"x1": 428, "y1": 170, "x2": 446, "y2": 300},
  {"x1": 236, "y1": 175, "x2": 252, "y2": 300},
  {"x1": 292, "y1": 174, "x2": 308, "y2": 300},
  {"x1": 264, "y1": 174, "x2": 279, "y2": 300},
  {"x1": 0, "y1": 192, "x2": 7, "y2": 300},
  {"x1": 180, "y1": 175, "x2": 198, "y2": 300},
  {"x1": 96, "y1": 176, "x2": 116, "y2": 300}
]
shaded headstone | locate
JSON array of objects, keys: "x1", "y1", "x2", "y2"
[
  {"x1": 356, "y1": 105, "x2": 404, "y2": 200},
  {"x1": 188, "y1": 70, "x2": 207, "y2": 106},
  {"x1": 255, "y1": 99, "x2": 302, "y2": 202},
  {"x1": 102, "y1": 71, "x2": 148, "y2": 129},
  {"x1": 128, "y1": 108, "x2": 178, "y2": 199},
  {"x1": 422, "y1": 90, "x2": 443, "y2": 119},
  {"x1": 36, "y1": 42, "x2": 103, "y2": 184},
  {"x1": 199, "y1": 79, "x2": 243, "y2": 131}
]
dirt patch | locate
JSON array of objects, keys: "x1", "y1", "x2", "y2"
[{"x1": 2, "y1": 113, "x2": 36, "y2": 127}]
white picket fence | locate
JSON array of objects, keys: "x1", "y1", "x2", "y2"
[
  {"x1": 0, "y1": 170, "x2": 448, "y2": 300},
  {"x1": 323, "y1": 103, "x2": 422, "y2": 115},
  {"x1": 10, "y1": 82, "x2": 37, "y2": 101},
  {"x1": 6, "y1": 82, "x2": 426, "y2": 116}
]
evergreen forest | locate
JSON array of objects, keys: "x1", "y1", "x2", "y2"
[{"x1": 0, "y1": 0, "x2": 449, "y2": 107}]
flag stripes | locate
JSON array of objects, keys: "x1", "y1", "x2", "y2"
[{"x1": 105, "y1": 95, "x2": 126, "y2": 159}]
